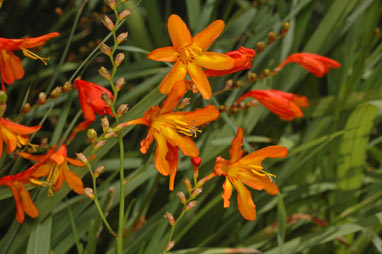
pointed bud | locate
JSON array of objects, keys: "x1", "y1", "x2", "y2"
[
  {"x1": 247, "y1": 72, "x2": 258, "y2": 82},
  {"x1": 225, "y1": 79, "x2": 233, "y2": 89},
  {"x1": 37, "y1": 92, "x2": 47, "y2": 105},
  {"x1": 63, "y1": 82, "x2": 72, "y2": 92},
  {"x1": 84, "y1": 187, "x2": 94, "y2": 199},
  {"x1": 280, "y1": 22, "x2": 290, "y2": 36},
  {"x1": 98, "y1": 66, "x2": 111, "y2": 80},
  {"x1": 100, "y1": 43, "x2": 112, "y2": 56},
  {"x1": 183, "y1": 177, "x2": 192, "y2": 192},
  {"x1": 76, "y1": 153, "x2": 88, "y2": 164},
  {"x1": 177, "y1": 192, "x2": 187, "y2": 204},
  {"x1": 177, "y1": 97, "x2": 190, "y2": 110},
  {"x1": 94, "y1": 165, "x2": 105, "y2": 178},
  {"x1": 118, "y1": 9, "x2": 131, "y2": 20},
  {"x1": 191, "y1": 157, "x2": 202, "y2": 167},
  {"x1": 256, "y1": 41, "x2": 266, "y2": 53},
  {"x1": 185, "y1": 201, "x2": 197, "y2": 211},
  {"x1": 21, "y1": 103, "x2": 32, "y2": 114},
  {"x1": 263, "y1": 68, "x2": 271, "y2": 76},
  {"x1": 116, "y1": 32, "x2": 128, "y2": 44},
  {"x1": 114, "y1": 53, "x2": 125, "y2": 67},
  {"x1": 50, "y1": 86, "x2": 62, "y2": 98},
  {"x1": 164, "y1": 212, "x2": 175, "y2": 226},
  {"x1": 102, "y1": 15, "x2": 114, "y2": 31},
  {"x1": 101, "y1": 117, "x2": 110, "y2": 132},
  {"x1": 167, "y1": 241, "x2": 175, "y2": 251},
  {"x1": 0, "y1": 91, "x2": 7, "y2": 103},
  {"x1": 101, "y1": 92, "x2": 113, "y2": 106},
  {"x1": 234, "y1": 80, "x2": 242, "y2": 88},
  {"x1": 219, "y1": 105, "x2": 226, "y2": 112},
  {"x1": 87, "y1": 129, "x2": 98, "y2": 143},
  {"x1": 115, "y1": 77, "x2": 126, "y2": 91},
  {"x1": 267, "y1": 32, "x2": 277, "y2": 44},
  {"x1": 191, "y1": 188, "x2": 202, "y2": 199},
  {"x1": 104, "y1": 0, "x2": 117, "y2": 10},
  {"x1": 95, "y1": 140, "x2": 107, "y2": 150},
  {"x1": 116, "y1": 104, "x2": 129, "y2": 117},
  {"x1": 113, "y1": 122, "x2": 128, "y2": 132}
]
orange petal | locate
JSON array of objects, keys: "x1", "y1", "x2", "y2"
[
  {"x1": 229, "y1": 127, "x2": 244, "y2": 162},
  {"x1": 1, "y1": 118, "x2": 41, "y2": 135},
  {"x1": 166, "y1": 143, "x2": 179, "y2": 191},
  {"x1": 241, "y1": 173, "x2": 279, "y2": 195},
  {"x1": 222, "y1": 178, "x2": 233, "y2": 208},
  {"x1": 194, "y1": 52, "x2": 234, "y2": 70},
  {"x1": 9, "y1": 183, "x2": 25, "y2": 223},
  {"x1": 66, "y1": 157, "x2": 86, "y2": 167},
  {"x1": 148, "y1": 47, "x2": 177, "y2": 62},
  {"x1": 160, "y1": 80, "x2": 186, "y2": 114},
  {"x1": 160, "y1": 126, "x2": 199, "y2": 157},
  {"x1": 124, "y1": 117, "x2": 150, "y2": 127},
  {"x1": 20, "y1": 186, "x2": 38, "y2": 218},
  {"x1": 19, "y1": 32, "x2": 60, "y2": 48},
  {"x1": 18, "y1": 152, "x2": 46, "y2": 161},
  {"x1": 140, "y1": 131, "x2": 154, "y2": 154},
  {"x1": 240, "y1": 145, "x2": 288, "y2": 166},
  {"x1": 192, "y1": 20, "x2": 225, "y2": 50},
  {"x1": 1, "y1": 125, "x2": 17, "y2": 153},
  {"x1": 232, "y1": 179, "x2": 256, "y2": 221},
  {"x1": 159, "y1": 61, "x2": 187, "y2": 94},
  {"x1": 0, "y1": 136, "x2": 3, "y2": 158},
  {"x1": 32, "y1": 162, "x2": 53, "y2": 178},
  {"x1": 63, "y1": 164, "x2": 84, "y2": 194},
  {"x1": 182, "y1": 105, "x2": 220, "y2": 127},
  {"x1": 187, "y1": 63, "x2": 211, "y2": 99},
  {"x1": 153, "y1": 132, "x2": 171, "y2": 176},
  {"x1": 0, "y1": 49, "x2": 24, "y2": 85},
  {"x1": 168, "y1": 14, "x2": 192, "y2": 50}
]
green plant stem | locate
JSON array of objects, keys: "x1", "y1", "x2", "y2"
[{"x1": 66, "y1": 199, "x2": 84, "y2": 254}]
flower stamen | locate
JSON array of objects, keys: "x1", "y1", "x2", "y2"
[{"x1": 20, "y1": 47, "x2": 49, "y2": 65}]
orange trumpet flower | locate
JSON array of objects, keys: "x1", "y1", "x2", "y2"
[
  {"x1": 19, "y1": 145, "x2": 85, "y2": 196},
  {"x1": 276, "y1": 52, "x2": 340, "y2": 77},
  {"x1": 148, "y1": 14, "x2": 234, "y2": 99},
  {"x1": 0, "y1": 32, "x2": 60, "y2": 90},
  {"x1": 0, "y1": 118, "x2": 41, "y2": 157},
  {"x1": 205, "y1": 47, "x2": 256, "y2": 76},
  {"x1": 123, "y1": 81, "x2": 220, "y2": 190},
  {"x1": 213, "y1": 127, "x2": 288, "y2": 220},
  {"x1": 236, "y1": 89, "x2": 310, "y2": 121}
]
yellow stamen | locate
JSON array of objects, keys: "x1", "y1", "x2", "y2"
[
  {"x1": 249, "y1": 165, "x2": 276, "y2": 181},
  {"x1": 46, "y1": 165, "x2": 60, "y2": 196},
  {"x1": 20, "y1": 47, "x2": 50, "y2": 65},
  {"x1": 29, "y1": 178, "x2": 48, "y2": 187},
  {"x1": 173, "y1": 119, "x2": 202, "y2": 138}
]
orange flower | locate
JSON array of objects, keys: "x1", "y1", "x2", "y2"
[
  {"x1": 276, "y1": 53, "x2": 340, "y2": 77},
  {"x1": 69, "y1": 80, "x2": 114, "y2": 140},
  {"x1": 0, "y1": 118, "x2": 41, "y2": 157},
  {"x1": 205, "y1": 47, "x2": 255, "y2": 76},
  {"x1": 124, "y1": 81, "x2": 220, "y2": 190},
  {"x1": 19, "y1": 145, "x2": 85, "y2": 196},
  {"x1": 148, "y1": 14, "x2": 234, "y2": 99},
  {"x1": 0, "y1": 32, "x2": 60, "y2": 90},
  {"x1": 236, "y1": 89, "x2": 310, "y2": 121},
  {"x1": 0, "y1": 164, "x2": 45, "y2": 223},
  {"x1": 213, "y1": 127, "x2": 288, "y2": 220}
]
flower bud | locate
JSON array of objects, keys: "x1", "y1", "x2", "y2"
[
  {"x1": 263, "y1": 68, "x2": 271, "y2": 77},
  {"x1": 101, "y1": 117, "x2": 110, "y2": 132},
  {"x1": 225, "y1": 79, "x2": 233, "y2": 89},
  {"x1": 247, "y1": 72, "x2": 257, "y2": 81},
  {"x1": 167, "y1": 241, "x2": 175, "y2": 251},
  {"x1": 114, "y1": 52, "x2": 125, "y2": 67},
  {"x1": 280, "y1": 22, "x2": 290, "y2": 36},
  {"x1": 115, "y1": 77, "x2": 126, "y2": 91},
  {"x1": 116, "y1": 32, "x2": 128, "y2": 44},
  {"x1": 191, "y1": 188, "x2": 202, "y2": 199},
  {"x1": 256, "y1": 41, "x2": 266, "y2": 53},
  {"x1": 95, "y1": 140, "x2": 107, "y2": 150},
  {"x1": 98, "y1": 66, "x2": 111, "y2": 80},
  {"x1": 21, "y1": 103, "x2": 32, "y2": 114},
  {"x1": 63, "y1": 82, "x2": 72, "y2": 92},
  {"x1": 87, "y1": 128, "x2": 98, "y2": 143},
  {"x1": 191, "y1": 157, "x2": 202, "y2": 167},
  {"x1": 267, "y1": 31, "x2": 277, "y2": 44},
  {"x1": 101, "y1": 92, "x2": 113, "y2": 106},
  {"x1": 94, "y1": 165, "x2": 105, "y2": 178},
  {"x1": 76, "y1": 153, "x2": 88, "y2": 164},
  {"x1": 164, "y1": 212, "x2": 175, "y2": 226},
  {"x1": 234, "y1": 80, "x2": 242, "y2": 88},
  {"x1": 100, "y1": 43, "x2": 112, "y2": 56},
  {"x1": 116, "y1": 104, "x2": 129, "y2": 117},
  {"x1": 118, "y1": 9, "x2": 131, "y2": 20},
  {"x1": 104, "y1": 0, "x2": 117, "y2": 10},
  {"x1": 84, "y1": 187, "x2": 94, "y2": 199},
  {"x1": 102, "y1": 15, "x2": 114, "y2": 31},
  {"x1": 177, "y1": 192, "x2": 187, "y2": 204},
  {"x1": 183, "y1": 177, "x2": 192, "y2": 192},
  {"x1": 37, "y1": 92, "x2": 47, "y2": 105},
  {"x1": 0, "y1": 91, "x2": 7, "y2": 103},
  {"x1": 50, "y1": 86, "x2": 62, "y2": 98},
  {"x1": 177, "y1": 97, "x2": 190, "y2": 110},
  {"x1": 219, "y1": 105, "x2": 226, "y2": 112},
  {"x1": 185, "y1": 200, "x2": 197, "y2": 211}
]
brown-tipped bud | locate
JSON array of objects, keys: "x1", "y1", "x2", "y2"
[
  {"x1": 263, "y1": 68, "x2": 271, "y2": 76},
  {"x1": 95, "y1": 140, "x2": 107, "y2": 150},
  {"x1": 219, "y1": 105, "x2": 226, "y2": 112},
  {"x1": 101, "y1": 92, "x2": 113, "y2": 106},
  {"x1": 21, "y1": 103, "x2": 32, "y2": 114},
  {"x1": 113, "y1": 122, "x2": 128, "y2": 132},
  {"x1": 231, "y1": 106, "x2": 239, "y2": 113},
  {"x1": 114, "y1": 53, "x2": 125, "y2": 67},
  {"x1": 63, "y1": 82, "x2": 72, "y2": 92},
  {"x1": 116, "y1": 32, "x2": 128, "y2": 44},
  {"x1": 239, "y1": 101, "x2": 247, "y2": 109},
  {"x1": 115, "y1": 77, "x2": 126, "y2": 91},
  {"x1": 50, "y1": 86, "x2": 62, "y2": 98},
  {"x1": 98, "y1": 66, "x2": 111, "y2": 80},
  {"x1": 101, "y1": 117, "x2": 110, "y2": 132},
  {"x1": 191, "y1": 188, "x2": 202, "y2": 199},
  {"x1": 280, "y1": 22, "x2": 290, "y2": 36},
  {"x1": 267, "y1": 32, "x2": 277, "y2": 44},
  {"x1": 116, "y1": 104, "x2": 129, "y2": 117},
  {"x1": 84, "y1": 187, "x2": 94, "y2": 199},
  {"x1": 256, "y1": 41, "x2": 266, "y2": 53},
  {"x1": 177, "y1": 97, "x2": 190, "y2": 110},
  {"x1": 185, "y1": 200, "x2": 197, "y2": 211},
  {"x1": 104, "y1": 0, "x2": 117, "y2": 10},
  {"x1": 87, "y1": 128, "x2": 98, "y2": 143},
  {"x1": 40, "y1": 137, "x2": 49, "y2": 147},
  {"x1": 0, "y1": 91, "x2": 7, "y2": 103},
  {"x1": 104, "y1": 130, "x2": 118, "y2": 138},
  {"x1": 76, "y1": 153, "x2": 88, "y2": 164},
  {"x1": 102, "y1": 15, "x2": 114, "y2": 31},
  {"x1": 177, "y1": 192, "x2": 187, "y2": 204},
  {"x1": 94, "y1": 165, "x2": 105, "y2": 178},
  {"x1": 167, "y1": 241, "x2": 175, "y2": 251},
  {"x1": 164, "y1": 212, "x2": 175, "y2": 226},
  {"x1": 100, "y1": 43, "x2": 112, "y2": 56},
  {"x1": 37, "y1": 92, "x2": 47, "y2": 105},
  {"x1": 234, "y1": 80, "x2": 242, "y2": 88},
  {"x1": 247, "y1": 72, "x2": 258, "y2": 81},
  {"x1": 118, "y1": 9, "x2": 131, "y2": 20},
  {"x1": 225, "y1": 79, "x2": 233, "y2": 89},
  {"x1": 183, "y1": 177, "x2": 192, "y2": 192}
]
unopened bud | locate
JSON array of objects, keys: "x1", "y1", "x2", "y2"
[
  {"x1": 63, "y1": 82, "x2": 72, "y2": 92},
  {"x1": 263, "y1": 68, "x2": 271, "y2": 76},
  {"x1": 234, "y1": 80, "x2": 242, "y2": 88},
  {"x1": 40, "y1": 137, "x2": 49, "y2": 147},
  {"x1": 280, "y1": 22, "x2": 290, "y2": 36},
  {"x1": 247, "y1": 72, "x2": 257, "y2": 81},
  {"x1": 101, "y1": 92, "x2": 113, "y2": 106},
  {"x1": 37, "y1": 92, "x2": 47, "y2": 105},
  {"x1": 100, "y1": 43, "x2": 112, "y2": 56},
  {"x1": 104, "y1": 0, "x2": 117, "y2": 10},
  {"x1": 177, "y1": 192, "x2": 187, "y2": 204},
  {"x1": 256, "y1": 41, "x2": 266, "y2": 53},
  {"x1": 87, "y1": 129, "x2": 98, "y2": 143},
  {"x1": 115, "y1": 77, "x2": 126, "y2": 91},
  {"x1": 84, "y1": 187, "x2": 94, "y2": 199},
  {"x1": 219, "y1": 105, "x2": 226, "y2": 112},
  {"x1": 116, "y1": 32, "x2": 128, "y2": 44},
  {"x1": 225, "y1": 79, "x2": 233, "y2": 89},
  {"x1": 231, "y1": 106, "x2": 239, "y2": 113},
  {"x1": 185, "y1": 200, "x2": 197, "y2": 211},
  {"x1": 116, "y1": 104, "x2": 129, "y2": 117},
  {"x1": 102, "y1": 15, "x2": 114, "y2": 31},
  {"x1": 21, "y1": 103, "x2": 32, "y2": 114},
  {"x1": 167, "y1": 241, "x2": 175, "y2": 251},
  {"x1": 98, "y1": 66, "x2": 111, "y2": 80},
  {"x1": 183, "y1": 177, "x2": 192, "y2": 192},
  {"x1": 267, "y1": 32, "x2": 277, "y2": 44},
  {"x1": 50, "y1": 86, "x2": 62, "y2": 98},
  {"x1": 118, "y1": 9, "x2": 131, "y2": 20},
  {"x1": 101, "y1": 117, "x2": 110, "y2": 132},
  {"x1": 94, "y1": 165, "x2": 105, "y2": 178},
  {"x1": 177, "y1": 97, "x2": 190, "y2": 110},
  {"x1": 95, "y1": 140, "x2": 107, "y2": 150},
  {"x1": 191, "y1": 188, "x2": 202, "y2": 199},
  {"x1": 0, "y1": 91, "x2": 7, "y2": 103},
  {"x1": 76, "y1": 153, "x2": 88, "y2": 164},
  {"x1": 114, "y1": 53, "x2": 125, "y2": 67},
  {"x1": 164, "y1": 212, "x2": 175, "y2": 226},
  {"x1": 191, "y1": 157, "x2": 201, "y2": 181}
]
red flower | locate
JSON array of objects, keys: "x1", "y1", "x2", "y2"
[
  {"x1": 70, "y1": 80, "x2": 114, "y2": 140},
  {"x1": 205, "y1": 47, "x2": 256, "y2": 76},
  {"x1": 276, "y1": 53, "x2": 340, "y2": 77},
  {"x1": 0, "y1": 32, "x2": 60, "y2": 90},
  {"x1": 236, "y1": 89, "x2": 310, "y2": 121}
]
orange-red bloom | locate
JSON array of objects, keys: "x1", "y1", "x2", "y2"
[
  {"x1": 124, "y1": 81, "x2": 220, "y2": 190},
  {"x1": 205, "y1": 47, "x2": 256, "y2": 76},
  {"x1": 0, "y1": 32, "x2": 60, "y2": 90},
  {"x1": 70, "y1": 80, "x2": 114, "y2": 140},
  {"x1": 276, "y1": 53, "x2": 340, "y2": 77},
  {"x1": 0, "y1": 118, "x2": 41, "y2": 157},
  {"x1": 19, "y1": 145, "x2": 85, "y2": 196},
  {"x1": 236, "y1": 89, "x2": 310, "y2": 121},
  {"x1": 0, "y1": 164, "x2": 45, "y2": 223},
  {"x1": 148, "y1": 14, "x2": 234, "y2": 99},
  {"x1": 213, "y1": 127, "x2": 288, "y2": 220}
]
